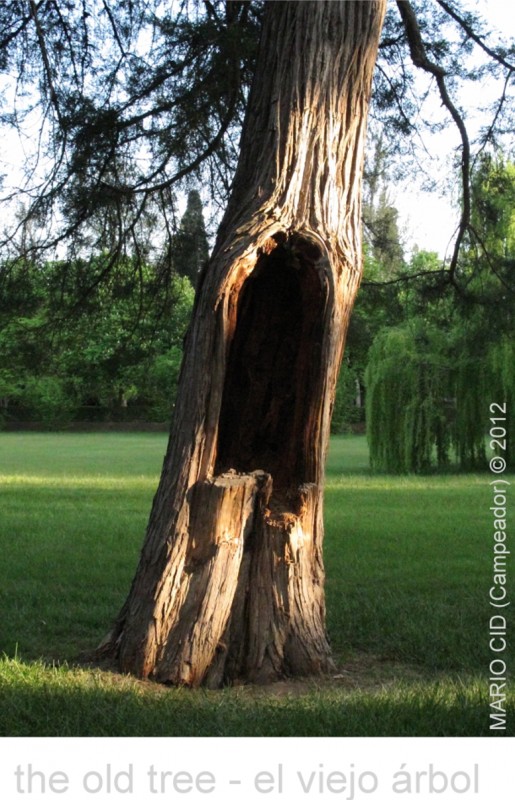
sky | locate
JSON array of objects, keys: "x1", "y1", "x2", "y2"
[
  {"x1": 392, "y1": 127, "x2": 462, "y2": 260},
  {"x1": 392, "y1": 0, "x2": 513, "y2": 259}
]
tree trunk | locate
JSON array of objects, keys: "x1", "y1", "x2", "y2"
[{"x1": 98, "y1": 0, "x2": 386, "y2": 686}]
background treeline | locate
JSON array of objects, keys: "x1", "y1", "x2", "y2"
[
  {"x1": 0, "y1": 257, "x2": 194, "y2": 425},
  {"x1": 0, "y1": 190, "x2": 207, "y2": 426},
  {"x1": 1, "y1": 156, "x2": 513, "y2": 471}
]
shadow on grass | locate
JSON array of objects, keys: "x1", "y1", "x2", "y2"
[{"x1": 1, "y1": 656, "x2": 511, "y2": 737}]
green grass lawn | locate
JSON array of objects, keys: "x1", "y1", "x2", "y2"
[{"x1": 0, "y1": 432, "x2": 513, "y2": 736}]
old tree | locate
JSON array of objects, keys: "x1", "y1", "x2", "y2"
[
  {"x1": 101, "y1": 0, "x2": 385, "y2": 685},
  {"x1": 1, "y1": 0, "x2": 513, "y2": 685}
]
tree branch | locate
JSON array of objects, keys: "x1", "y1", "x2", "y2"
[
  {"x1": 379, "y1": 35, "x2": 404, "y2": 49},
  {"x1": 28, "y1": 0, "x2": 65, "y2": 128},
  {"x1": 474, "y1": 72, "x2": 512, "y2": 162},
  {"x1": 375, "y1": 62, "x2": 414, "y2": 134},
  {"x1": 396, "y1": 0, "x2": 446, "y2": 78},
  {"x1": 468, "y1": 224, "x2": 515, "y2": 295},
  {"x1": 396, "y1": 0, "x2": 471, "y2": 286},
  {"x1": 0, "y1": 14, "x2": 32, "y2": 50},
  {"x1": 102, "y1": 0, "x2": 127, "y2": 58},
  {"x1": 434, "y1": 0, "x2": 515, "y2": 72},
  {"x1": 362, "y1": 268, "x2": 447, "y2": 288},
  {"x1": 50, "y1": 0, "x2": 80, "y2": 88},
  {"x1": 130, "y1": 58, "x2": 241, "y2": 195},
  {"x1": 202, "y1": 0, "x2": 220, "y2": 24}
]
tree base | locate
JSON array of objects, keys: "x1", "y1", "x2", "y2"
[{"x1": 98, "y1": 470, "x2": 334, "y2": 687}]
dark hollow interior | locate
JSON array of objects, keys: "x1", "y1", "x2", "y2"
[{"x1": 216, "y1": 237, "x2": 326, "y2": 490}]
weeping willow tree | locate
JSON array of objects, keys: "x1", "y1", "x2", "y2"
[
  {"x1": 488, "y1": 336, "x2": 515, "y2": 463},
  {"x1": 451, "y1": 357, "x2": 489, "y2": 469},
  {"x1": 366, "y1": 324, "x2": 514, "y2": 473},
  {"x1": 365, "y1": 322, "x2": 452, "y2": 473}
]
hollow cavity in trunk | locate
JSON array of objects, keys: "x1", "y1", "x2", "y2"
[{"x1": 217, "y1": 234, "x2": 325, "y2": 498}]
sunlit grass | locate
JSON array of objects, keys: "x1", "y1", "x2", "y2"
[
  {"x1": 0, "y1": 654, "x2": 502, "y2": 737},
  {"x1": 0, "y1": 432, "x2": 513, "y2": 736},
  {"x1": 2, "y1": 475, "x2": 157, "y2": 490}
]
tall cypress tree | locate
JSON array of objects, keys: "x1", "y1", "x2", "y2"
[{"x1": 173, "y1": 190, "x2": 209, "y2": 287}]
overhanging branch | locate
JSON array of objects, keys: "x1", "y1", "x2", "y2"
[
  {"x1": 396, "y1": 0, "x2": 470, "y2": 287},
  {"x1": 434, "y1": 0, "x2": 515, "y2": 72},
  {"x1": 29, "y1": 0, "x2": 65, "y2": 129},
  {"x1": 362, "y1": 268, "x2": 447, "y2": 288}
]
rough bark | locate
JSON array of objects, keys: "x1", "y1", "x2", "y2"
[{"x1": 98, "y1": 0, "x2": 386, "y2": 686}]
